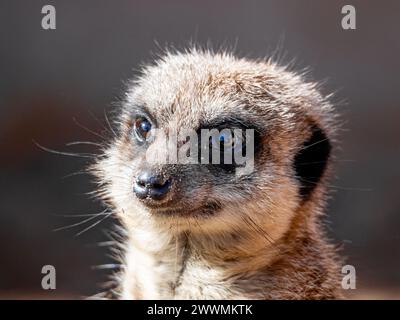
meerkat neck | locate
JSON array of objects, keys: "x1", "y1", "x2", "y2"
[{"x1": 120, "y1": 207, "x2": 318, "y2": 299}]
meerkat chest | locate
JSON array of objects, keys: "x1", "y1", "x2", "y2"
[
  {"x1": 122, "y1": 241, "x2": 237, "y2": 299},
  {"x1": 173, "y1": 257, "x2": 236, "y2": 299}
]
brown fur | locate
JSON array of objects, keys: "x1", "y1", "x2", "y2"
[{"x1": 92, "y1": 48, "x2": 343, "y2": 299}]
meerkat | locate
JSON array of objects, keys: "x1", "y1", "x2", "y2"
[{"x1": 92, "y1": 48, "x2": 343, "y2": 299}]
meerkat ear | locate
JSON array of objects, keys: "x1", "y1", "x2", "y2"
[{"x1": 294, "y1": 124, "x2": 331, "y2": 199}]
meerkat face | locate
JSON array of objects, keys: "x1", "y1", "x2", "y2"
[{"x1": 96, "y1": 50, "x2": 334, "y2": 235}]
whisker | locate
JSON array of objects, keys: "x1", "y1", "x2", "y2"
[
  {"x1": 34, "y1": 140, "x2": 95, "y2": 159},
  {"x1": 244, "y1": 215, "x2": 274, "y2": 246},
  {"x1": 53, "y1": 214, "x2": 102, "y2": 232},
  {"x1": 90, "y1": 241, "x2": 118, "y2": 248},
  {"x1": 87, "y1": 109, "x2": 115, "y2": 139},
  {"x1": 54, "y1": 211, "x2": 110, "y2": 218},
  {"x1": 62, "y1": 170, "x2": 90, "y2": 179},
  {"x1": 91, "y1": 264, "x2": 121, "y2": 270},
  {"x1": 66, "y1": 141, "x2": 103, "y2": 147},
  {"x1": 103, "y1": 109, "x2": 117, "y2": 138},
  {"x1": 299, "y1": 137, "x2": 330, "y2": 151},
  {"x1": 75, "y1": 211, "x2": 113, "y2": 237},
  {"x1": 72, "y1": 117, "x2": 107, "y2": 140}
]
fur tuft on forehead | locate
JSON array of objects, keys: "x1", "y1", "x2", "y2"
[{"x1": 123, "y1": 49, "x2": 336, "y2": 138}]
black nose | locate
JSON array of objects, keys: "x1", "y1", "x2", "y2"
[{"x1": 133, "y1": 172, "x2": 172, "y2": 201}]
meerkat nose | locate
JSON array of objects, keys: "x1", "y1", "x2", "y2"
[{"x1": 133, "y1": 171, "x2": 172, "y2": 201}]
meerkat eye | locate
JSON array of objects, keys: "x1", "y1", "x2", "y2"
[
  {"x1": 208, "y1": 129, "x2": 245, "y2": 171},
  {"x1": 134, "y1": 117, "x2": 152, "y2": 141},
  {"x1": 210, "y1": 130, "x2": 245, "y2": 152},
  {"x1": 211, "y1": 131, "x2": 234, "y2": 149}
]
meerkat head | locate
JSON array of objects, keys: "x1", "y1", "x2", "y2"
[{"x1": 94, "y1": 49, "x2": 335, "y2": 238}]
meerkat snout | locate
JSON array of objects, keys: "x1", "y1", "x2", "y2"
[
  {"x1": 92, "y1": 48, "x2": 342, "y2": 299},
  {"x1": 133, "y1": 171, "x2": 172, "y2": 201}
]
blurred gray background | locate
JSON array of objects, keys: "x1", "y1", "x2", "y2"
[{"x1": 0, "y1": 0, "x2": 399, "y2": 298}]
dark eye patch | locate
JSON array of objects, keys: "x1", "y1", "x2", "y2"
[
  {"x1": 197, "y1": 117, "x2": 262, "y2": 174},
  {"x1": 294, "y1": 124, "x2": 331, "y2": 200}
]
